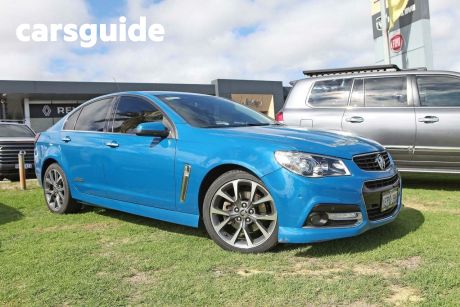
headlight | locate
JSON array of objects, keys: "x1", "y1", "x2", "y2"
[{"x1": 274, "y1": 151, "x2": 350, "y2": 177}]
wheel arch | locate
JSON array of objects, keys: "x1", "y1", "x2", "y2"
[
  {"x1": 198, "y1": 163, "x2": 259, "y2": 220},
  {"x1": 41, "y1": 158, "x2": 59, "y2": 183}
]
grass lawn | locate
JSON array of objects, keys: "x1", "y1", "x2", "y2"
[{"x1": 1, "y1": 174, "x2": 459, "y2": 306}]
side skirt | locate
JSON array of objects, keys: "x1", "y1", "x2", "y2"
[{"x1": 73, "y1": 191, "x2": 200, "y2": 228}]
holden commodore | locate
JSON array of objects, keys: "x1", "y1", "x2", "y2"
[{"x1": 35, "y1": 92, "x2": 402, "y2": 253}]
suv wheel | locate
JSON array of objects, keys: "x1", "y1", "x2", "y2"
[
  {"x1": 43, "y1": 163, "x2": 81, "y2": 214},
  {"x1": 203, "y1": 170, "x2": 278, "y2": 253}
]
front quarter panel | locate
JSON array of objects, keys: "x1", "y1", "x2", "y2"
[{"x1": 174, "y1": 124, "x2": 291, "y2": 215}]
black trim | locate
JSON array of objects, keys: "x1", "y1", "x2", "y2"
[
  {"x1": 303, "y1": 65, "x2": 401, "y2": 77},
  {"x1": 363, "y1": 174, "x2": 400, "y2": 221}
]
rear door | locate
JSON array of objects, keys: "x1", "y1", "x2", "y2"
[
  {"x1": 413, "y1": 75, "x2": 460, "y2": 170},
  {"x1": 102, "y1": 95, "x2": 177, "y2": 210},
  {"x1": 341, "y1": 76, "x2": 416, "y2": 163},
  {"x1": 60, "y1": 97, "x2": 114, "y2": 197},
  {"x1": 303, "y1": 78, "x2": 352, "y2": 130}
]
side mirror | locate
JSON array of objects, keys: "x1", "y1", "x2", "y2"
[{"x1": 135, "y1": 122, "x2": 170, "y2": 138}]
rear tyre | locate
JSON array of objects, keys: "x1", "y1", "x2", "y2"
[
  {"x1": 43, "y1": 163, "x2": 81, "y2": 214},
  {"x1": 5, "y1": 175, "x2": 19, "y2": 182},
  {"x1": 203, "y1": 170, "x2": 278, "y2": 253}
]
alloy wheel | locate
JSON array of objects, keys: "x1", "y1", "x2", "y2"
[
  {"x1": 210, "y1": 179, "x2": 277, "y2": 249},
  {"x1": 44, "y1": 168, "x2": 65, "y2": 211}
]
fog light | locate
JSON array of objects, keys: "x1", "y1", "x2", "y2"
[{"x1": 308, "y1": 212, "x2": 328, "y2": 226}]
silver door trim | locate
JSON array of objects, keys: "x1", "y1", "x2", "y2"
[
  {"x1": 180, "y1": 164, "x2": 192, "y2": 203},
  {"x1": 414, "y1": 146, "x2": 460, "y2": 153}
]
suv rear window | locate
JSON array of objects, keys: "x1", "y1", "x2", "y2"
[
  {"x1": 364, "y1": 77, "x2": 407, "y2": 107},
  {"x1": 308, "y1": 79, "x2": 352, "y2": 107},
  {"x1": 417, "y1": 76, "x2": 460, "y2": 107},
  {"x1": 0, "y1": 124, "x2": 35, "y2": 137}
]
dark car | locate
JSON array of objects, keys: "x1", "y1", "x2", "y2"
[{"x1": 0, "y1": 122, "x2": 36, "y2": 181}]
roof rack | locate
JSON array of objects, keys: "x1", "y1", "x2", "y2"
[
  {"x1": 0, "y1": 119, "x2": 25, "y2": 124},
  {"x1": 303, "y1": 64, "x2": 401, "y2": 77}
]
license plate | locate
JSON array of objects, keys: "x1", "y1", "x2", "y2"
[
  {"x1": 381, "y1": 188, "x2": 399, "y2": 212},
  {"x1": 15, "y1": 163, "x2": 33, "y2": 169}
]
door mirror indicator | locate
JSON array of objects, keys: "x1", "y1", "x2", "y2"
[{"x1": 135, "y1": 122, "x2": 170, "y2": 138}]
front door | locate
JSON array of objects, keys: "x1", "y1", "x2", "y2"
[
  {"x1": 342, "y1": 76, "x2": 416, "y2": 164},
  {"x1": 413, "y1": 75, "x2": 460, "y2": 171},
  {"x1": 102, "y1": 95, "x2": 176, "y2": 210}
]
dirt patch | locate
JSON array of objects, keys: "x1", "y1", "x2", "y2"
[
  {"x1": 285, "y1": 262, "x2": 344, "y2": 277},
  {"x1": 397, "y1": 256, "x2": 422, "y2": 270},
  {"x1": 352, "y1": 263, "x2": 400, "y2": 279},
  {"x1": 38, "y1": 222, "x2": 115, "y2": 233},
  {"x1": 405, "y1": 200, "x2": 460, "y2": 214},
  {"x1": 385, "y1": 285, "x2": 423, "y2": 305},
  {"x1": 125, "y1": 271, "x2": 152, "y2": 285},
  {"x1": 236, "y1": 268, "x2": 273, "y2": 276},
  {"x1": 217, "y1": 256, "x2": 421, "y2": 281},
  {"x1": 347, "y1": 301, "x2": 378, "y2": 307},
  {"x1": 0, "y1": 179, "x2": 39, "y2": 191}
]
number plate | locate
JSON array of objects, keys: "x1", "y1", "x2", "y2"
[
  {"x1": 15, "y1": 163, "x2": 33, "y2": 169},
  {"x1": 381, "y1": 188, "x2": 399, "y2": 212}
]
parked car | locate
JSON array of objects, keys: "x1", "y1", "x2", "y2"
[
  {"x1": 0, "y1": 122, "x2": 36, "y2": 181},
  {"x1": 35, "y1": 92, "x2": 401, "y2": 253},
  {"x1": 278, "y1": 65, "x2": 460, "y2": 174}
]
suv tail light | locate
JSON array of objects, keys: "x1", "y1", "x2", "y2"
[
  {"x1": 34, "y1": 133, "x2": 41, "y2": 144},
  {"x1": 275, "y1": 111, "x2": 284, "y2": 123}
]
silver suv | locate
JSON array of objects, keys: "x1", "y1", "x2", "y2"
[{"x1": 279, "y1": 65, "x2": 460, "y2": 174}]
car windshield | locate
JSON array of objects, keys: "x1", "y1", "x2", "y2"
[
  {"x1": 156, "y1": 94, "x2": 275, "y2": 128},
  {"x1": 0, "y1": 124, "x2": 35, "y2": 137}
]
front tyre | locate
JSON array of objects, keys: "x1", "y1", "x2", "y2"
[
  {"x1": 43, "y1": 163, "x2": 81, "y2": 214},
  {"x1": 203, "y1": 170, "x2": 278, "y2": 253}
]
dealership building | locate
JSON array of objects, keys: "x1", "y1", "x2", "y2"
[{"x1": 0, "y1": 79, "x2": 290, "y2": 132}]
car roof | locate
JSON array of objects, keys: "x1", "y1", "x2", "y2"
[
  {"x1": 295, "y1": 69, "x2": 460, "y2": 84},
  {"x1": 98, "y1": 91, "x2": 212, "y2": 97}
]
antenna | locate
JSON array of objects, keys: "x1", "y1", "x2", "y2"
[{"x1": 112, "y1": 77, "x2": 121, "y2": 91}]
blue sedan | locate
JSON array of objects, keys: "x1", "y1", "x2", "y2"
[{"x1": 34, "y1": 92, "x2": 402, "y2": 253}]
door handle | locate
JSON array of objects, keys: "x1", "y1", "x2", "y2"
[
  {"x1": 345, "y1": 116, "x2": 364, "y2": 123},
  {"x1": 61, "y1": 136, "x2": 71, "y2": 143},
  {"x1": 418, "y1": 116, "x2": 439, "y2": 124},
  {"x1": 105, "y1": 141, "x2": 119, "y2": 148}
]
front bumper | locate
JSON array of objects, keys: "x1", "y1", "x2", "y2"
[
  {"x1": 0, "y1": 163, "x2": 36, "y2": 178},
  {"x1": 261, "y1": 161, "x2": 402, "y2": 244}
]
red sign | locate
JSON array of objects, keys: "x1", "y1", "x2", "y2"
[{"x1": 390, "y1": 34, "x2": 404, "y2": 53}]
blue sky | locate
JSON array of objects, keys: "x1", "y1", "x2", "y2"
[{"x1": 86, "y1": 0, "x2": 127, "y2": 20}]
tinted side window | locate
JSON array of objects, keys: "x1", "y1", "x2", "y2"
[
  {"x1": 63, "y1": 109, "x2": 81, "y2": 130},
  {"x1": 364, "y1": 77, "x2": 407, "y2": 107},
  {"x1": 111, "y1": 96, "x2": 163, "y2": 134},
  {"x1": 75, "y1": 98, "x2": 112, "y2": 132},
  {"x1": 308, "y1": 79, "x2": 352, "y2": 107},
  {"x1": 417, "y1": 76, "x2": 460, "y2": 107}
]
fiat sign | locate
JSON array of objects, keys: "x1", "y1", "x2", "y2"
[{"x1": 390, "y1": 34, "x2": 404, "y2": 53}]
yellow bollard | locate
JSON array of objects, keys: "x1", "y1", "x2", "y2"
[{"x1": 18, "y1": 150, "x2": 27, "y2": 190}]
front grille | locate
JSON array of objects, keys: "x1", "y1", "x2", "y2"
[
  {"x1": 353, "y1": 151, "x2": 391, "y2": 171},
  {"x1": 363, "y1": 174, "x2": 400, "y2": 221},
  {"x1": 0, "y1": 141, "x2": 35, "y2": 164},
  {"x1": 364, "y1": 174, "x2": 399, "y2": 190},
  {"x1": 366, "y1": 206, "x2": 398, "y2": 221}
]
